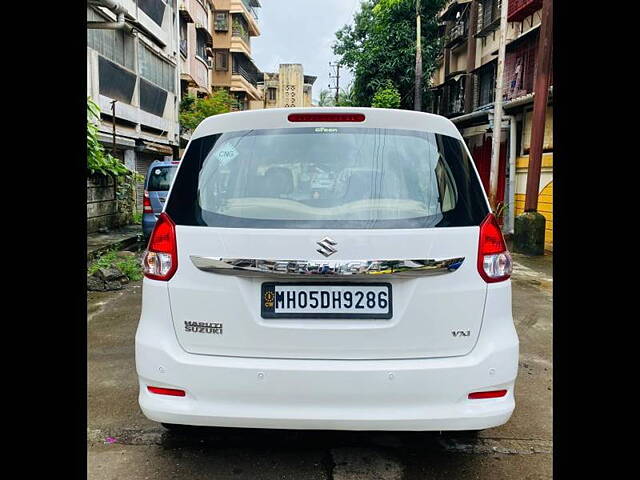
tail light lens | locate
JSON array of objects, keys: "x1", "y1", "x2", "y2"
[
  {"x1": 143, "y1": 213, "x2": 178, "y2": 281},
  {"x1": 288, "y1": 113, "x2": 366, "y2": 122},
  {"x1": 143, "y1": 190, "x2": 152, "y2": 213},
  {"x1": 477, "y1": 213, "x2": 512, "y2": 283}
]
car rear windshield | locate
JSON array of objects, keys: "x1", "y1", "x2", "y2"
[
  {"x1": 166, "y1": 127, "x2": 488, "y2": 229},
  {"x1": 147, "y1": 166, "x2": 176, "y2": 191}
]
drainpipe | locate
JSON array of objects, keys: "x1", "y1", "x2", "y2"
[
  {"x1": 503, "y1": 115, "x2": 517, "y2": 235},
  {"x1": 87, "y1": 0, "x2": 132, "y2": 32}
]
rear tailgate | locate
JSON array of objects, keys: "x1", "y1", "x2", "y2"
[{"x1": 167, "y1": 225, "x2": 485, "y2": 360}]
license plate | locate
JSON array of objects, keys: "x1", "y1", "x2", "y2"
[{"x1": 261, "y1": 283, "x2": 392, "y2": 319}]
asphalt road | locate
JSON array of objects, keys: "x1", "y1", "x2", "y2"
[{"x1": 88, "y1": 253, "x2": 552, "y2": 479}]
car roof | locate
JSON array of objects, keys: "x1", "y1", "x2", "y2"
[{"x1": 190, "y1": 107, "x2": 463, "y2": 141}]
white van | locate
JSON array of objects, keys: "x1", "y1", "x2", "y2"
[{"x1": 135, "y1": 108, "x2": 519, "y2": 431}]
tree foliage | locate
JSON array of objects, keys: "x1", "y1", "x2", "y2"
[
  {"x1": 333, "y1": 0, "x2": 446, "y2": 109},
  {"x1": 179, "y1": 89, "x2": 234, "y2": 133},
  {"x1": 371, "y1": 80, "x2": 402, "y2": 108},
  {"x1": 87, "y1": 97, "x2": 134, "y2": 177}
]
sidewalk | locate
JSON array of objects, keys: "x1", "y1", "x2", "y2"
[{"x1": 87, "y1": 224, "x2": 142, "y2": 260}]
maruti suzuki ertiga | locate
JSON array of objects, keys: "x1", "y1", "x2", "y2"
[{"x1": 135, "y1": 108, "x2": 519, "y2": 431}]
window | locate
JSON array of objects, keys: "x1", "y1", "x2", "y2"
[
  {"x1": 215, "y1": 51, "x2": 228, "y2": 71},
  {"x1": 147, "y1": 166, "x2": 177, "y2": 191},
  {"x1": 139, "y1": 44, "x2": 176, "y2": 92},
  {"x1": 215, "y1": 12, "x2": 229, "y2": 31},
  {"x1": 480, "y1": 0, "x2": 499, "y2": 29},
  {"x1": 196, "y1": 29, "x2": 207, "y2": 59},
  {"x1": 179, "y1": 17, "x2": 188, "y2": 57},
  {"x1": 87, "y1": 7, "x2": 135, "y2": 71},
  {"x1": 478, "y1": 63, "x2": 496, "y2": 107},
  {"x1": 138, "y1": 0, "x2": 167, "y2": 27},
  {"x1": 268, "y1": 87, "x2": 277, "y2": 101},
  {"x1": 166, "y1": 128, "x2": 488, "y2": 229}
]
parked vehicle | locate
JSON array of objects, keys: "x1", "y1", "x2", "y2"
[
  {"x1": 135, "y1": 108, "x2": 518, "y2": 431},
  {"x1": 142, "y1": 160, "x2": 178, "y2": 239}
]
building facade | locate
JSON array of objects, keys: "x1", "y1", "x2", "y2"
[
  {"x1": 210, "y1": 0, "x2": 263, "y2": 110},
  {"x1": 258, "y1": 64, "x2": 316, "y2": 109},
  {"x1": 87, "y1": 0, "x2": 181, "y2": 220},
  {"x1": 429, "y1": 0, "x2": 553, "y2": 250},
  {"x1": 178, "y1": 0, "x2": 215, "y2": 99}
]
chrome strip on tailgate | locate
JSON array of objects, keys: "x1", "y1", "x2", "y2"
[{"x1": 190, "y1": 256, "x2": 465, "y2": 278}]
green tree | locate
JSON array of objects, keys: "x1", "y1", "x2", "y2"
[
  {"x1": 333, "y1": 0, "x2": 446, "y2": 110},
  {"x1": 317, "y1": 89, "x2": 334, "y2": 106},
  {"x1": 371, "y1": 80, "x2": 402, "y2": 108},
  {"x1": 335, "y1": 85, "x2": 356, "y2": 107},
  {"x1": 179, "y1": 89, "x2": 234, "y2": 133},
  {"x1": 87, "y1": 97, "x2": 133, "y2": 177}
]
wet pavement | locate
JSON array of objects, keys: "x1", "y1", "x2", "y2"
[{"x1": 88, "y1": 255, "x2": 552, "y2": 479}]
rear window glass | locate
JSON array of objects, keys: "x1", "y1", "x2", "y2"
[
  {"x1": 167, "y1": 127, "x2": 488, "y2": 229},
  {"x1": 147, "y1": 166, "x2": 176, "y2": 191}
]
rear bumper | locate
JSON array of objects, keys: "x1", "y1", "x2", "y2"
[{"x1": 136, "y1": 280, "x2": 518, "y2": 431}]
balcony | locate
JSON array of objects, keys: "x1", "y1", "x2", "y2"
[
  {"x1": 178, "y1": 1, "x2": 194, "y2": 23},
  {"x1": 231, "y1": 52, "x2": 262, "y2": 100},
  {"x1": 445, "y1": 18, "x2": 468, "y2": 48},
  {"x1": 230, "y1": 0, "x2": 261, "y2": 36},
  {"x1": 508, "y1": 0, "x2": 543, "y2": 23}
]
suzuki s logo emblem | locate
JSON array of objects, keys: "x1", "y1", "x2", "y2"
[{"x1": 316, "y1": 237, "x2": 338, "y2": 257}]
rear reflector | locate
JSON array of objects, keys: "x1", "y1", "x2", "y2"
[
  {"x1": 468, "y1": 389, "x2": 508, "y2": 400},
  {"x1": 147, "y1": 386, "x2": 186, "y2": 397},
  {"x1": 288, "y1": 113, "x2": 365, "y2": 123}
]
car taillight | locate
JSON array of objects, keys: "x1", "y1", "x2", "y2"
[
  {"x1": 143, "y1": 212, "x2": 178, "y2": 281},
  {"x1": 288, "y1": 113, "x2": 366, "y2": 122},
  {"x1": 477, "y1": 213, "x2": 512, "y2": 283},
  {"x1": 143, "y1": 190, "x2": 153, "y2": 213}
]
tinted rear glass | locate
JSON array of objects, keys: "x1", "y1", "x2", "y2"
[
  {"x1": 167, "y1": 127, "x2": 488, "y2": 229},
  {"x1": 147, "y1": 166, "x2": 176, "y2": 191}
]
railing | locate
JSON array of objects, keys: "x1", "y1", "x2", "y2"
[
  {"x1": 507, "y1": 0, "x2": 543, "y2": 23},
  {"x1": 447, "y1": 18, "x2": 468, "y2": 46},
  {"x1": 232, "y1": 54, "x2": 260, "y2": 87}
]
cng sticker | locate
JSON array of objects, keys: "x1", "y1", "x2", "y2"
[{"x1": 213, "y1": 143, "x2": 239, "y2": 166}]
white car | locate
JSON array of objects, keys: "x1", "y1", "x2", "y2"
[{"x1": 135, "y1": 107, "x2": 518, "y2": 432}]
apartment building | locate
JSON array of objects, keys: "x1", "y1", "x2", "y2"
[
  {"x1": 178, "y1": 0, "x2": 215, "y2": 99},
  {"x1": 210, "y1": 0, "x2": 263, "y2": 110},
  {"x1": 258, "y1": 64, "x2": 316, "y2": 109},
  {"x1": 429, "y1": 0, "x2": 553, "y2": 250},
  {"x1": 87, "y1": 0, "x2": 181, "y2": 215}
]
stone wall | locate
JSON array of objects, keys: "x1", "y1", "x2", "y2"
[{"x1": 87, "y1": 174, "x2": 134, "y2": 233}]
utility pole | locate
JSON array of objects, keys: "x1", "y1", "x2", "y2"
[
  {"x1": 414, "y1": 0, "x2": 422, "y2": 111},
  {"x1": 524, "y1": 0, "x2": 553, "y2": 213},
  {"x1": 488, "y1": 0, "x2": 509, "y2": 209},
  {"x1": 514, "y1": 0, "x2": 553, "y2": 256},
  {"x1": 110, "y1": 99, "x2": 117, "y2": 157},
  {"x1": 329, "y1": 62, "x2": 341, "y2": 105}
]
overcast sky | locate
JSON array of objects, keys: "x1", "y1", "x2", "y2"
[{"x1": 251, "y1": 0, "x2": 363, "y2": 102}]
